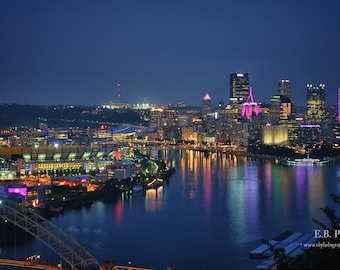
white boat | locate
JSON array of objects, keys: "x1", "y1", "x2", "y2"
[{"x1": 286, "y1": 152, "x2": 328, "y2": 166}]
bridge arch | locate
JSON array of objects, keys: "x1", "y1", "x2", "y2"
[{"x1": 0, "y1": 198, "x2": 101, "y2": 270}]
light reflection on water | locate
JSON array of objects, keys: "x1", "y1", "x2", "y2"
[{"x1": 4, "y1": 150, "x2": 340, "y2": 269}]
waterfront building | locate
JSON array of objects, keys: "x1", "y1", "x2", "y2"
[
  {"x1": 205, "y1": 133, "x2": 216, "y2": 144},
  {"x1": 106, "y1": 162, "x2": 142, "y2": 181},
  {"x1": 227, "y1": 122, "x2": 249, "y2": 146},
  {"x1": 215, "y1": 119, "x2": 229, "y2": 143},
  {"x1": 0, "y1": 145, "x2": 121, "y2": 178},
  {"x1": 261, "y1": 125, "x2": 288, "y2": 145},
  {"x1": 181, "y1": 126, "x2": 197, "y2": 142},
  {"x1": 142, "y1": 128, "x2": 164, "y2": 141},
  {"x1": 307, "y1": 83, "x2": 326, "y2": 125},
  {"x1": 195, "y1": 131, "x2": 216, "y2": 144},
  {"x1": 248, "y1": 115, "x2": 265, "y2": 145}
]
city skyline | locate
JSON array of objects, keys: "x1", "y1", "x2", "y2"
[{"x1": 1, "y1": 1, "x2": 340, "y2": 107}]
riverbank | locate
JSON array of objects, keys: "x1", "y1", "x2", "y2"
[
  {"x1": 35, "y1": 158, "x2": 175, "y2": 219},
  {"x1": 242, "y1": 152, "x2": 340, "y2": 166}
]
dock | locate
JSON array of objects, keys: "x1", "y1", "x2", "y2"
[{"x1": 249, "y1": 231, "x2": 318, "y2": 270}]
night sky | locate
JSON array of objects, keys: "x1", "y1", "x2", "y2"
[{"x1": 1, "y1": 0, "x2": 340, "y2": 107}]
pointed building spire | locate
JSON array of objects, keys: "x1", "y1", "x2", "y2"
[{"x1": 203, "y1": 93, "x2": 211, "y2": 100}]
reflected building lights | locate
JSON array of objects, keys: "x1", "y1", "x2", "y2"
[
  {"x1": 204, "y1": 157, "x2": 212, "y2": 218},
  {"x1": 114, "y1": 200, "x2": 123, "y2": 227},
  {"x1": 245, "y1": 165, "x2": 258, "y2": 229},
  {"x1": 145, "y1": 186, "x2": 164, "y2": 213}
]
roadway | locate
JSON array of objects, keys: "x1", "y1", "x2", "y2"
[{"x1": 0, "y1": 258, "x2": 60, "y2": 269}]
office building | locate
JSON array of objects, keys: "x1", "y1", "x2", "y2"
[
  {"x1": 307, "y1": 83, "x2": 326, "y2": 125},
  {"x1": 229, "y1": 72, "x2": 249, "y2": 123},
  {"x1": 230, "y1": 72, "x2": 249, "y2": 104},
  {"x1": 202, "y1": 93, "x2": 213, "y2": 120},
  {"x1": 278, "y1": 79, "x2": 292, "y2": 99},
  {"x1": 270, "y1": 95, "x2": 293, "y2": 125}
]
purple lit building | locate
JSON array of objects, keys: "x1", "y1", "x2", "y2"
[{"x1": 7, "y1": 184, "x2": 27, "y2": 197}]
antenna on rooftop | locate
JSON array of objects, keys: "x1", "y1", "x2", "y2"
[{"x1": 116, "y1": 83, "x2": 121, "y2": 103}]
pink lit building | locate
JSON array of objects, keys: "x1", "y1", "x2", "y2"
[{"x1": 241, "y1": 87, "x2": 260, "y2": 118}]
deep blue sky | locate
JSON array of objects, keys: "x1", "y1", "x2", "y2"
[{"x1": 1, "y1": 0, "x2": 340, "y2": 106}]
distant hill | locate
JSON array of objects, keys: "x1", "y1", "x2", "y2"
[{"x1": 0, "y1": 104, "x2": 143, "y2": 128}]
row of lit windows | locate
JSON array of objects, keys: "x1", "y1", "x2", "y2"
[{"x1": 33, "y1": 162, "x2": 84, "y2": 171}]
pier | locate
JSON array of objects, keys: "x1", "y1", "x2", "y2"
[{"x1": 250, "y1": 231, "x2": 318, "y2": 270}]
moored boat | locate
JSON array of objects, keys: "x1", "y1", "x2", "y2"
[
  {"x1": 286, "y1": 158, "x2": 328, "y2": 166},
  {"x1": 147, "y1": 178, "x2": 164, "y2": 189},
  {"x1": 285, "y1": 152, "x2": 328, "y2": 166}
]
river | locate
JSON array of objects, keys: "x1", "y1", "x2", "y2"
[{"x1": 4, "y1": 149, "x2": 340, "y2": 269}]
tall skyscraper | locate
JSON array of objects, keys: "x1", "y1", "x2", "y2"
[
  {"x1": 202, "y1": 93, "x2": 213, "y2": 123},
  {"x1": 307, "y1": 83, "x2": 325, "y2": 125},
  {"x1": 278, "y1": 79, "x2": 292, "y2": 99},
  {"x1": 230, "y1": 72, "x2": 249, "y2": 104},
  {"x1": 270, "y1": 95, "x2": 292, "y2": 125}
]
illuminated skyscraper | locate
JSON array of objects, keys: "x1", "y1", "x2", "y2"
[
  {"x1": 202, "y1": 93, "x2": 213, "y2": 120},
  {"x1": 307, "y1": 83, "x2": 325, "y2": 125},
  {"x1": 270, "y1": 95, "x2": 292, "y2": 125},
  {"x1": 278, "y1": 79, "x2": 292, "y2": 99},
  {"x1": 230, "y1": 72, "x2": 249, "y2": 104}
]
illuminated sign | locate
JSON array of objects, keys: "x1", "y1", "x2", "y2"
[{"x1": 300, "y1": 124, "x2": 320, "y2": 128}]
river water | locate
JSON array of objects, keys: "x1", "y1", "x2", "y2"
[{"x1": 4, "y1": 149, "x2": 340, "y2": 269}]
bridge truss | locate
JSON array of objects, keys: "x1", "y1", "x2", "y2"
[{"x1": 0, "y1": 198, "x2": 101, "y2": 270}]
